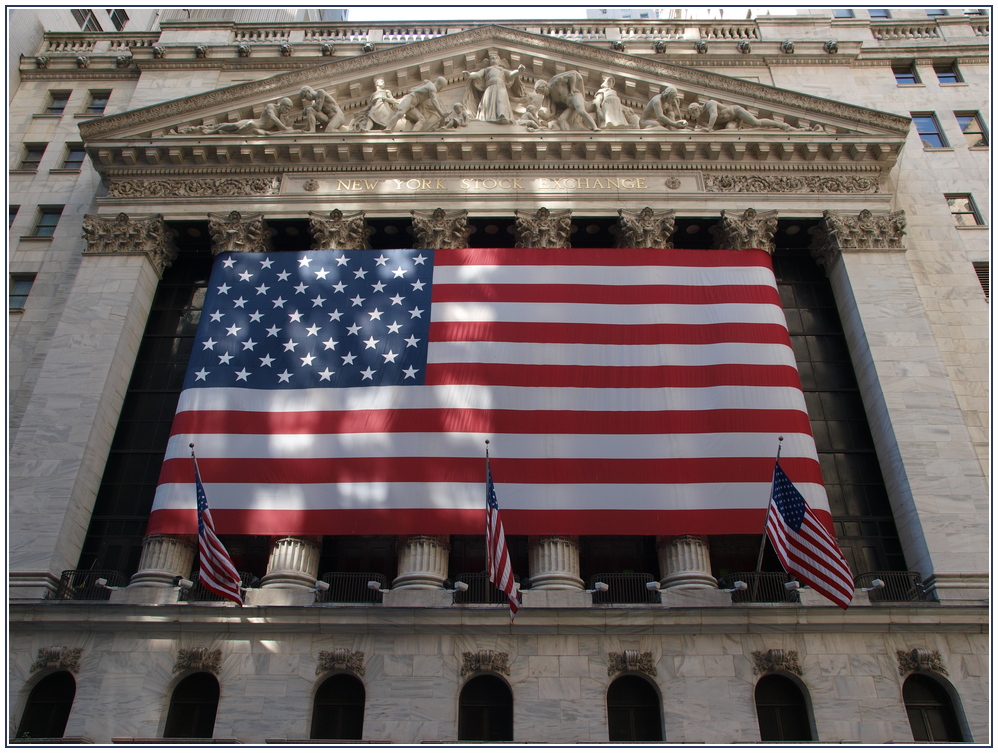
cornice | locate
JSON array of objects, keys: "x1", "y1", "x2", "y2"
[{"x1": 18, "y1": 69, "x2": 140, "y2": 82}]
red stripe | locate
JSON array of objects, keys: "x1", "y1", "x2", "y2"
[
  {"x1": 168, "y1": 407, "x2": 814, "y2": 437},
  {"x1": 158, "y1": 455, "x2": 823, "y2": 486},
  {"x1": 425, "y1": 363, "x2": 802, "y2": 389},
  {"x1": 434, "y1": 247, "x2": 775, "y2": 269},
  {"x1": 433, "y1": 282, "x2": 780, "y2": 306},
  {"x1": 429, "y1": 321, "x2": 792, "y2": 346}
]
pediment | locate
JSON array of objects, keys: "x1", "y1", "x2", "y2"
[{"x1": 81, "y1": 25, "x2": 910, "y2": 171}]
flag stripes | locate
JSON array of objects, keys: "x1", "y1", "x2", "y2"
[
  {"x1": 486, "y1": 454, "x2": 520, "y2": 620},
  {"x1": 194, "y1": 459, "x2": 243, "y2": 605}
]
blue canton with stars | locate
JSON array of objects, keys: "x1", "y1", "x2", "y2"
[
  {"x1": 185, "y1": 249, "x2": 434, "y2": 390},
  {"x1": 771, "y1": 463, "x2": 807, "y2": 532}
]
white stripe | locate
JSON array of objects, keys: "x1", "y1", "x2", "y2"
[
  {"x1": 429, "y1": 341, "x2": 797, "y2": 368},
  {"x1": 430, "y1": 301, "x2": 787, "y2": 326},
  {"x1": 434, "y1": 264, "x2": 777, "y2": 288},
  {"x1": 175, "y1": 384, "x2": 808, "y2": 414},
  {"x1": 153, "y1": 481, "x2": 830, "y2": 513}
]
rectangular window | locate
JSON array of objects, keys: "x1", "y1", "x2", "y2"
[
  {"x1": 912, "y1": 114, "x2": 948, "y2": 148},
  {"x1": 946, "y1": 195, "x2": 983, "y2": 226},
  {"x1": 19, "y1": 143, "x2": 47, "y2": 171},
  {"x1": 869, "y1": 8, "x2": 891, "y2": 17},
  {"x1": 972, "y1": 262, "x2": 988, "y2": 300},
  {"x1": 85, "y1": 90, "x2": 111, "y2": 115},
  {"x1": 925, "y1": 8, "x2": 949, "y2": 15},
  {"x1": 71, "y1": 8, "x2": 102, "y2": 31},
  {"x1": 10, "y1": 274, "x2": 36, "y2": 310},
  {"x1": 33, "y1": 206, "x2": 63, "y2": 237},
  {"x1": 833, "y1": 9, "x2": 855, "y2": 18},
  {"x1": 109, "y1": 8, "x2": 129, "y2": 31},
  {"x1": 955, "y1": 112, "x2": 988, "y2": 147},
  {"x1": 965, "y1": 8, "x2": 988, "y2": 15},
  {"x1": 892, "y1": 63, "x2": 920, "y2": 85},
  {"x1": 10, "y1": 205, "x2": 20, "y2": 227},
  {"x1": 46, "y1": 90, "x2": 71, "y2": 115},
  {"x1": 61, "y1": 144, "x2": 87, "y2": 171},
  {"x1": 933, "y1": 62, "x2": 962, "y2": 84}
]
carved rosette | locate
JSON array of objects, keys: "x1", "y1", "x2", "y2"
[
  {"x1": 30, "y1": 646, "x2": 83, "y2": 674},
  {"x1": 752, "y1": 649, "x2": 803, "y2": 676},
  {"x1": 607, "y1": 650, "x2": 657, "y2": 677},
  {"x1": 514, "y1": 208, "x2": 572, "y2": 249},
  {"x1": 711, "y1": 208, "x2": 778, "y2": 254},
  {"x1": 462, "y1": 650, "x2": 511, "y2": 677},
  {"x1": 107, "y1": 177, "x2": 280, "y2": 199},
  {"x1": 613, "y1": 207, "x2": 676, "y2": 249},
  {"x1": 316, "y1": 648, "x2": 365, "y2": 676},
  {"x1": 174, "y1": 647, "x2": 222, "y2": 674},
  {"x1": 412, "y1": 208, "x2": 474, "y2": 249},
  {"x1": 704, "y1": 175, "x2": 879, "y2": 194},
  {"x1": 309, "y1": 209, "x2": 372, "y2": 250},
  {"x1": 208, "y1": 210, "x2": 273, "y2": 255},
  {"x1": 897, "y1": 648, "x2": 947, "y2": 676},
  {"x1": 809, "y1": 209, "x2": 907, "y2": 275},
  {"x1": 82, "y1": 212, "x2": 177, "y2": 276}
]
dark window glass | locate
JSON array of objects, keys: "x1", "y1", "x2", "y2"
[
  {"x1": 458, "y1": 675, "x2": 513, "y2": 741},
  {"x1": 869, "y1": 8, "x2": 891, "y2": 17},
  {"x1": 833, "y1": 9, "x2": 855, "y2": 17},
  {"x1": 892, "y1": 63, "x2": 919, "y2": 85},
  {"x1": 86, "y1": 90, "x2": 111, "y2": 115},
  {"x1": 946, "y1": 195, "x2": 983, "y2": 226},
  {"x1": 71, "y1": 9, "x2": 102, "y2": 31},
  {"x1": 10, "y1": 274, "x2": 35, "y2": 309},
  {"x1": 912, "y1": 114, "x2": 948, "y2": 148},
  {"x1": 16, "y1": 671, "x2": 76, "y2": 739},
  {"x1": 607, "y1": 676, "x2": 663, "y2": 742},
  {"x1": 10, "y1": 204, "x2": 19, "y2": 227},
  {"x1": 972, "y1": 262, "x2": 988, "y2": 300},
  {"x1": 965, "y1": 8, "x2": 988, "y2": 15},
  {"x1": 33, "y1": 206, "x2": 63, "y2": 237},
  {"x1": 904, "y1": 675, "x2": 964, "y2": 742},
  {"x1": 311, "y1": 675, "x2": 365, "y2": 739},
  {"x1": 933, "y1": 62, "x2": 962, "y2": 83},
  {"x1": 925, "y1": 8, "x2": 949, "y2": 15},
  {"x1": 20, "y1": 144, "x2": 47, "y2": 171},
  {"x1": 46, "y1": 91, "x2": 71, "y2": 115},
  {"x1": 163, "y1": 673, "x2": 219, "y2": 738},
  {"x1": 62, "y1": 145, "x2": 86, "y2": 171},
  {"x1": 956, "y1": 112, "x2": 988, "y2": 147},
  {"x1": 756, "y1": 675, "x2": 813, "y2": 741},
  {"x1": 109, "y1": 8, "x2": 128, "y2": 30}
]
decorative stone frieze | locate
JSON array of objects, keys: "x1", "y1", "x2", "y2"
[
  {"x1": 809, "y1": 209, "x2": 907, "y2": 275},
  {"x1": 752, "y1": 649, "x2": 803, "y2": 676},
  {"x1": 515, "y1": 207, "x2": 572, "y2": 248},
  {"x1": 657, "y1": 535, "x2": 716, "y2": 589},
  {"x1": 106, "y1": 177, "x2": 280, "y2": 198},
  {"x1": 412, "y1": 208, "x2": 474, "y2": 249},
  {"x1": 260, "y1": 536, "x2": 321, "y2": 589},
  {"x1": 704, "y1": 175, "x2": 879, "y2": 194},
  {"x1": 128, "y1": 534, "x2": 197, "y2": 588},
  {"x1": 316, "y1": 648, "x2": 365, "y2": 676},
  {"x1": 461, "y1": 649, "x2": 511, "y2": 676},
  {"x1": 31, "y1": 646, "x2": 83, "y2": 674},
  {"x1": 309, "y1": 209, "x2": 372, "y2": 250},
  {"x1": 897, "y1": 648, "x2": 947, "y2": 676},
  {"x1": 607, "y1": 650, "x2": 657, "y2": 676},
  {"x1": 613, "y1": 207, "x2": 675, "y2": 249},
  {"x1": 528, "y1": 536, "x2": 584, "y2": 589},
  {"x1": 82, "y1": 212, "x2": 177, "y2": 276},
  {"x1": 174, "y1": 647, "x2": 221, "y2": 674},
  {"x1": 208, "y1": 210, "x2": 272, "y2": 255},
  {"x1": 393, "y1": 535, "x2": 450, "y2": 589},
  {"x1": 711, "y1": 208, "x2": 778, "y2": 253}
]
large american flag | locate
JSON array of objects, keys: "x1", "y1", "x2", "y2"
[
  {"x1": 486, "y1": 452, "x2": 520, "y2": 619},
  {"x1": 149, "y1": 246, "x2": 830, "y2": 537}
]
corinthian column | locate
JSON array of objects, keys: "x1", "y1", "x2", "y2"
[
  {"x1": 528, "y1": 536, "x2": 583, "y2": 589},
  {"x1": 657, "y1": 535, "x2": 717, "y2": 589},
  {"x1": 208, "y1": 210, "x2": 272, "y2": 255},
  {"x1": 392, "y1": 535, "x2": 450, "y2": 589},
  {"x1": 710, "y1": 207, "x2": 778, "y2": 253},
  {"x1": 260, "y1": 536, "x2": 321, "y2": 589}
]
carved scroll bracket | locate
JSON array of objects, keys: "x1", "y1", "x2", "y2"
[
  {"x1": 174, "y1": 646, "x2": 222, "y2": 674},
  {"x1": 316, "y1": 648, "x2": 365, "y2": 676},
  {"x1": 607, "y1": 650, "x2": 657, "y2": 677},
  {"x1": 752, "y1": 649, "x2": 803, "y2": 676},
  {"x1": 897, "y1": 648, "x2": 947, "y2": 676},
  {"x1": 82, "y1": 212, "x2": 177, "y2": 277},
  {"x1": 462, "y1": 649, "x2": 511, "y2": 677},
  {"x1": 30, "y1": 646, "x2": 83, "y2": 674}
]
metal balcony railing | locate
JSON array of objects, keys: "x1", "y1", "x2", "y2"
[
  {"x1": 856, "y1": 571, "x2": 933, "y2": 603},
  {"x1": 180, "y1": 571, "x2": 258, "y2": 602},
  {"x1": 589, "y1": 573, "x2": 661, "y2": 605},
  {"x1": 316, "y1": 572, "x2": 388, "y2": 604},
  {"x1": 53, "y1": 570, "x2": 128, "y2": 600},
  {"x1": 452, "y1": 571, "x2": 519, "y2": 605},
  {"x1": 717, "y1": 572, "x2": 801, "y2": 604}
]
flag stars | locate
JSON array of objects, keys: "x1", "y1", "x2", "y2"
[
  {"x1": 403, "y1": 366, "x2": 419, "y2": 379},
  {"x1": 322, "y1": 338, "x2": 338, "y2": 350},
  {"x1": 311, "y1": 295, "x2": 326, "y2": 307},
  {"x1": 221, "y1": 257, "x2": 236, "y2": 268},
  {"x1": 412, "y1": 253, "x2": 427, "y2": 265},
  {"x1": 374, "y1": 254, "x2": 389, "y2": 266},
  {"x1": 305, "y1": 324, "x2": 321, "y2": 337},
  {"x1": 391, "y1": 266, "x2": 407, "y2": 278},
  {"x1": 331, "y1": 281, "x2": 347, "y2": 294},
  {"x1": 360, "y1": 366, "x2": 376, "y2": 380},
  {"x1": 259, "y1": 257, "x2": 274, "y2": 269},
  {"x1": 346, "y1": 323, "x2": 362, "y2": 336},
  {"x1": 390, "y1": 294, "x2": 405, "y2": 306},
  {"x1": 202, "y1": 338, "x2": 217, "y2": 350},
  {"x1": 298, "y1": 255, "x2": 312, "y2": 268},
  {"x1": 238, "y1": 270, "x2": 253, "y2": 282},
  {"x1": 335, "y1": 254, "x2": 349, "y2": 267},
  {"x1": 318, "y1": 367, "x2": 335, "y2": 381},
  {"x1": 209, "y1": 310, "x2": 224, "y2": 322},
  {"x1": 382, "y1": 350, "x2": 399, "y2": 363},
  {"x1": 354, "y1": 268, "x2": 368, "y2": 279},
  {"x1": 241, "y1": 338, "x2": 257, "y2": 351},
  {"x1": 409, "y1": 306, "x2": 424, "y2": 319},
  {"x1": 328, "y1": 309, "x2": 343, "y2": 322},
  {"x1": 272, "y1": 296, "x2": 287, "y2": 308},
  {"x1": 411, "y1": 280, "x2": 426, "y2": 291},
  {"x1": 234, "y1": 368, "x2": 251, "y2": 382},
  {"x1": 372, "y1": 281, "x2": 387, "y2": 293},
  {"x1": 301, "y1": 353, "x2": 316, "y2": 367},
  {"x1": 288, "y1": 310, "x2": 304, "y2": 323},
  {"x1": 387, "y1": 321, "x2": 403, "y2": 334},
  {"x1": 259, "y1": 354, "x2": 275, "y2": 367},
  {"x1": 195, "y1": 368, "x2": 210, "y2": 381},
  {"x1": 255, "y1": 283, "x2": 270, "y2": 295},
  {"x1": 341, "y1": 352, "x2": 357, "y2": 365},
  {"x1": 350, "y1": 294, "x2": 366, "y2": 307},
  {"x1": 369, "y1": 308, "x2": 383, "y2": 321},
  {"x1": 232, "y1": 297, "x2": 247, "y2": 308},
  {"x1": 363, "y1": 336, "x2": 380, "y2": 349},
  {"x1": 218, "y1": 352, "x2": 234, "y2": 365},
  {"x1": 294, "y1": 283, "x2": 308, "y2": 295},
  {"x1": 266, "y1": 325, "x2": 281, "y2": 337},
  {"x1": 277, "y1": 370, "x2": 293, "y2": 383},
  {"x1": 404, "y1": 335, "x2": 420, "y2": 348},
  {"x1": 283, "y1": 339, "x2": 299, "y2": 352},
  {"x1": 248, "y1": 310, "x2": 263, "y2": 323},
  {"x1": 226, "y1": 324, "x2": 241, "y2": 337},
  {"x1": 217, "y1": 283, "x2": 231, "y2": 295},
  {"x1": 276, "y1": 270, "x2": 291, "y2": 281},
  {"x1": 314, "y1": 267, "x2": 330, "y2": 280}
]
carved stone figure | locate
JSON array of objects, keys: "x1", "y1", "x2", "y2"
[
  {"x1": 317, "y1": 648, "x2": 365, "y2": 676},
  {"x1": 208, "y1": 210, "x2": 272, "y2": 255},
  {"x1": 115, "y1": 55, "x2": 132, "y2": 68},
  {"x1": 593, "y1": 76, "x2": 630, "y2": 129},
  {"x1": 752, "y1": 649, "x2": 803, "y2": 676},
  {"x1": 299, "y1": 86, "x2": 346, "y2": 132},
  {"x1": 35, "y1": 55, "x2": 50, "y2": 69},
  {"x1": 462, "y1": 50, "x2": 526, "y2": 125},
  {"x1": 412, "y1": 208, "x2": 474, "y2": 249},
  {"x1": 607, "y1": 650, "x2": 657, "y2": 677},
  {"x1": 515, "y1": 207, "x2": 572, "y2": 248},
  {"x1": 30, "y1": 646, "x2": 83, "y2": 674},
  {"x1": 203, "y1": 97, "x2": 297, "y2": 136},
  {"x1": 76, "y1": 56, "x2": 90, "y2": 69},
  {"x1": 640, "y1": 86, "x2": 687, "y2": 129},
  {"x1": 517, "y1": 105, "x2": 549, "y2": 131},
  {"x1": 738, "y1": 40, "x2": 752, "y2": 54},
  {"x1": 694, "y1": 40, "x2": 709, "y2": 54},
  {"x1": 320, "y1": 42, "x2": 333, "y2": 56},
  {"x1": 194, "y1": 45, "x2": 208, "y2": 58},
  {"x1": 237, "y1": 43, "x2": 251, "y2": 57},
  {"x1": 439, "y1": 103, "x2": 471, "y2": 129},
  {"x1": 780, "y1": 40, "x2": 795, "y2": 54},
  {"x1": 350, "y1": 78, "x2": 400, "y2": 132},
  {"x1": 152, "y1": 45, "x2": 165, "y2": 58},
  {"x1": 711, "y1": 208, "x2": 779, "y2": 253},
  {"x1": 82, "y1": 212, "x2": 177, "y2": 274},
  {"x1": 280, "y1": 42, "x2": 294, "y2": 56},
  {"x1": 686, "y1": 99, "x2": 795, "y2": 132},
  {"x1": 309, "y1": 209, "x2": 372, "y2": 250},
  {"x1": 614, "y1": 207, "x2": 676, "y2": 249},
  {"x1": 824, "y1": 40, "x2": 839, "y2": 54},
  {"x1": 461, "y1": 650, "x2": 510, "y2": 677},
  {"x1": 383, "y1": 77, "x2": 449, "y2": 132},
  {"x1": 174, "y1": 647, "x2": 221, "y2": 674},
  {"x1": 653, "y1": 40, "x2": 668, "y2": 54},
  {"x1": 533, "y1": 71, "x2": 599, "y2": 131}
]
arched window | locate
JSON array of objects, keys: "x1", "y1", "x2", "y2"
[
  {"x1": 903, "y1": 674, "x2": 964, "y2": 742},
  {"x1": 458, "y1": 675, "x2": 513, "y2": 742},
  {"x1": 606, "y1": 675, "x2": 663, "y2": 742},
  {"x1": 163, "y1": 672, "x2": 220, "y2": 738},
  {"x1": 311, "y1": 674, "x2": 365, "y2": 740},
  {"x1": 16, "y1": 671, "x2": 76, "y2": 739},
  {"x1": 755, "y1": 674, "x2": 813, "y2": 742}
]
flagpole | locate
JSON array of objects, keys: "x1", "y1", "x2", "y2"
[{"x1": 753, "y1": 436, "x2": 784, "y2": 574}]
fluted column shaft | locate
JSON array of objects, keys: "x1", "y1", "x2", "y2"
[
  {"x1": 392, "y1": 535, "x2": 450, "y2": 589},
  {"x1": 528, "y1": 536, "x2": 584, "y2": 590},
  {"x1": 657, "y1": 535, "x2": 717, "y2": 589},
  {"x1": 128, "y1": 534, "x2": 197, "y2": 587},
  {"x1": 260, "y1": 536, "x2": 321, "y2": 589}
]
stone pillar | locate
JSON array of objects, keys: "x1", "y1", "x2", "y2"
[
  {"x1": 9, "y1": 214, "x2": 175, "y2": 599},
  {"x1": 514, "y1": 207, "x2": 572, "y2": 248},
  {"x1": 128, "y1": 534, "x2": 197, "y2": 587},
  {"x1": 260, "y1": 536, "x2": 322, "y2": 589},
  {"x1": 309, "y1": 209, "x2": 372, "y2": 250},
  {"x1": 392, "y1": 535, "x2": 450, "y2": 589},
  {"x1": 811, "y1": 210, "x2": 989, "y2": 603},
  {"x1": 613, "y1": 207, "x2": 676, "y2": 248},
  {"x1": 528, "y1": 536, "x2": 584, "y2": 590},
  {"x1": 657, "y1": 535, "x2": 717, "y2": 589},
  {"x1": 710, "y1": 207, "x2": 779, "y2": 252},
  {"x1": 207, "y1": 210, "x2": 272, "y2": 254},
  {"x1": 411, "y1": 208, "x2": 474, "y2": 249}
]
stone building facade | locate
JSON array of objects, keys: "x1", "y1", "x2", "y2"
[{"x1": 8, "y1": 9, "x2": 989, "y2": 744}]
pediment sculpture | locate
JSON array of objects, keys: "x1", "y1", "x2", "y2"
[{"x1": 462, "y1": 49, "x2": 528, "y2": 125}]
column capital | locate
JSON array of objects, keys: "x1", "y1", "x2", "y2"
[
  {"x1": 710, "y1": 208, "x2": 778, "y2": 253},
  {"x1": 411, "y1": 208, "x2": 474, "y2": 249},
  {"x1": 309, "y1": 209, "x2": 372, "y2": 250},
  {"x1": 810, "y1": 208, "x2": 907, "y2": 274},
  {"x1": 613, "y1": 207, "x2": 676, "y2": 249},
  {"x1": 208, "y1": 210, "x2": 272, "y2": 255},
  {"x1": 515, "y1": 207, "x2": 572, "y2": 248},
  {"x1": 81, "y1": 212, "x2": 178, "y2": 277}
]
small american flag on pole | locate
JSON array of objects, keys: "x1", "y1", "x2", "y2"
[
  {"x1": 766, "y1": 461, "x2": 853, "y2": 609},
  {"x1": 193, "y1": 447, "x2": 243, "y2": 606},
  {"x1": 486, "y1": 446, "x2": 520, "y2": 620}
]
